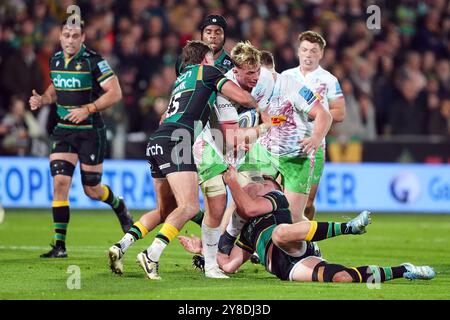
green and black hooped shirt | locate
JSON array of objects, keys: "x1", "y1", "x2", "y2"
[
  {"x1": 49, "y1": 44, "x2": 115, "y2": 130},
  {"x1": 157, "y1": 64, "x2": 229, "y2": 139}
]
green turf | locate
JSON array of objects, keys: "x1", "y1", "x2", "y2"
[{"x1": 0, "y1": 209, "x2": 449, "y2": 300}]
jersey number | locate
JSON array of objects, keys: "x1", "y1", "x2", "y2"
[{"x1": 166, "y1": 92, "x2": 182, "y2": 117}]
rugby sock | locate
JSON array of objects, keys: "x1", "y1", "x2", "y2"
[
  {"x1": 101, "y1": 185, "x2": 125, "y2": 213},
  {"x1": 347, "y1": 265, "x2": 407, "y2": 283},
  {"x1": 118, "y1": 222, "x2": 148, "y2": 252},
  {"x1": 147, "y1": 223, "x2": 179, "y2": 262},
  {"x1": 225, "y1": 210, "x2": 247, "y2": 238},
  {"x1": 52, "y1": 200, "x2": 70, "y2": 248},
  {"x1": 201, "y1": 222, "x2": 221, "y2": 269},
  {"x1": 305, "y1": 221, "x2": 353, "y2": 241},
  {"x1": 191, "y1": 210, "x2": 205, "y2": 226}
]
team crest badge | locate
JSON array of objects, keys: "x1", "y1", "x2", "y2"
[
  {"x1": 75, "y1": 62, "x2": 83, "y2": 71},
  {"x1": 56, "y1": 61, "x2": 60, "y2": 67}
]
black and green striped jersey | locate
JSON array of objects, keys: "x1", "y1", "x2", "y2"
[
  {"x1": 49, "y1": 44, "x2": 115, "y2": 129},
  {"x1": 236, "y1": 191, "x2": 291, "y2": 266},
  {"x1": 175, "y1": 49, "x2": 234, "y2": 76},
  {"x1": 161, "y1": 64, "x2": 229, "y2": 136}
]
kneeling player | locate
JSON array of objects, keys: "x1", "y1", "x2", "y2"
[{"x1": 179, "y1": 167, "x2": 436, "y2": 283}]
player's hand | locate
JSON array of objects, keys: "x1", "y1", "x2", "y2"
[
  {"x1": 300, "y1": 136, "x2": 320, "y2": 155},
  {"x1": 178, "y1": 235, "x2": 202, "y2": 254},
  {"x1": 259, "y1": 110, "x2": 272, "y2": 126},
  {"x1": 64, "y1": 107, "x2": 90, "y2": 124},
  {"x1": 223, "y1": 166, "x2": 238, "y2": 185},
  {"x1": 29, "y1": 90, "x2": 43, "y2": 110}
]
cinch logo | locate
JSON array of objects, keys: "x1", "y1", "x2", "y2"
[
  {"x1": 146, "y1": 144, "x2": 164, "y2": 156},
  {"x1": 390, "y1": 172, "x2": 421, "y2": 204},
  {"x1": 53, "y1": 75, "x2": 82, "y2": 89}
]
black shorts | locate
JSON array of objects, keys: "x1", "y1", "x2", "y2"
[
  {"x1": 50, "y1": 126, "x2": 106, "y2": 165},
  {"x1": 146, "y1": 134, "x2": 197, "y2": 179},
  {"x1": 270, "y1": 241, "x2": 322, "y2": 281}
]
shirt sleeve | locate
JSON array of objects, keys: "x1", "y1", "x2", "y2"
[
  {"x1": 215, "y1": 94, "x2": 239, "y2": 123},
  {"x1": 202, "y1": 65, "x2": 229, "y2": 92},
  {"x1": 236, "y1": 226, "x2": 255, "y2": 254},
  {"x1": 92, "y1": 56, "x2": 115, "y2": 86},
  {"x1": 262, "y1": 190, "x2": 289, "y2": 212},
  {"x1": 327, "y1": 75, "x2": 344, "y2": 101}
]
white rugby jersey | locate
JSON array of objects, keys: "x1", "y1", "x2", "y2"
[
  {"x1": 282, "y1": 66, "x2": 343, "y2": 146},
  {"x1": 258, "y1": 73, "x2": 319, "y2": 157},
  {"x1": 194, "y1": 67, "x2": 275, "y2": 165}
]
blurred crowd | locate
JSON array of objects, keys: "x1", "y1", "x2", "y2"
[{"x1": 0, "y1": 0, "x2": 449, "y2": 158}]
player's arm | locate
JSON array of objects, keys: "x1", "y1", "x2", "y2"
[
  {"x1": 85, "y1": 76, "x2": 122, "y2": 113},
  {"x1": 223, "y1": 167, "x2": 274, "y2": 219},
  {"x1": 327, "y1": 77, "x2": 346, "y2": 123},
  {"x1": 329, "y1": 97, "x2": 346, "y2": 123},
  {"x1": 29, "y1": 85, "x2": 57, "y2": 110},
  {"x1": 217, "y1": 245, "x2": 252, "y2": 273},
  {"x1": 220, "y1": 81, "x2": 260, "y2": 111},
  {"x1": 301, "y1": 101, "x2": 332, "y2": 154}
]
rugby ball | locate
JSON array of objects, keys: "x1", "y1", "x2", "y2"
[{"x1": 238, "y1": 109, "x2": 259, "y2": 128}]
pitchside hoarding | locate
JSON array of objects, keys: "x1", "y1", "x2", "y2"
[{"x1": 0, "y1": 157, "x2": 449, "y2": 213}]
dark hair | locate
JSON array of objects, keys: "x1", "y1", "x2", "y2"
[
  {"x1": 262, "y1": 175, "x2": 282, "y2": 191},
  {"x1": 298, "y1": 31, "x2": 326, "y2": 49},
  {"x1": 181, "y1": 40, "x2": 213, "y2": 66},
  {"x1": 62, "y1": 17, "x2": 85, "y2": 33},
  {"x1": 260, "y1": 50, "x2": 275, "y2": 69}
]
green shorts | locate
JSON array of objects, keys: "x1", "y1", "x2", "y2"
[
  {"x1": 196, "y1": 143, "x2": 228, "y2": 184},
  {"x1": 238, "y1": 143, "x2": 315, "y2": 194},
  {"x1": 311, "y1": 145, "x2": 325, "y2": 185}
]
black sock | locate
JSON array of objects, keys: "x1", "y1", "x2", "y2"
[
  {"x1": 52, "y1": 201, "x2": 70, "y2": 248},
  {"x1": 190, "y1": 210, "x2": 204, "y2": 226}
]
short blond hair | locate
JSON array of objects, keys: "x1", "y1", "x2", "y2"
[
  {"x1": 298, "y1": 31, "x2": 326, "y2": 49},
  {"x1": 231, "y1": 41, "x2": 261, "y2": 69}
]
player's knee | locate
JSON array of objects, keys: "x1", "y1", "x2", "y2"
[
  {"x1": 50, "y1": 160, "x2": 75, "y2": 177},
  {"x1": 81, "y1": 171, "x2": 102, "y2": 187},
  {"x1": 332, "y1": 271, "x2": 353, "y2": 283},
  {"x1": 83, "y1": 185, "x2": 102, "y2": 200},
  {"x1": 53, "y1": 176, "x2": 71, "y2": 191},
  {"x1": 179, "y1": 203, "x2": 200, "y2": 219},
  {"x1": 202, "y1": 175, "x2": 227, "y2": 197},
  {"x1": 272, "y1": 224, "x2": 290, "y2": 246}
]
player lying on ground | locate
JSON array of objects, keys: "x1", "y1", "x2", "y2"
[{"x1": 179, "y1": 167, "x2": 436, "y2": 282}]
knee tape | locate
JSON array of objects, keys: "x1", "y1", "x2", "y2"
[
  {"x1": 202, "y1": 175, "x2": 226, "y2": 197},
  {"x1": 81, "y1": 171, "x2": 102, "y2": 186},
  {"x1": 323, "y1": 264, "x2": 349, "y2": 282},
  {"x1": 50, "y1": 160, "x2": 75, "y2": 177}
]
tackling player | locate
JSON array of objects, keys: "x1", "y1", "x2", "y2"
[
  {"x1": 193, "y1": 41, "x2": 274, "y2": 278},
  {"x1": 180, "y1": 167, "x2": 436, "y2": 283},
  {"x1": 108, "y1": 40, "x2": 261, "y2": 280}
]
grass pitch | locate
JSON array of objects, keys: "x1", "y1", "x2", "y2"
[{"x1": 0, "y1": 209, "x2": 449, "y2": 300}]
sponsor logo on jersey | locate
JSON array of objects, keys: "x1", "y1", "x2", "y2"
[
  {"x1": 97, "y1": 60, "x2": 112, "y2": 74},
  {"x1": 271, "y1": 115, "x2": 287, "y2": 126},
  {"x1": 147, "y1": 144, "x2": 164, "y2": 156},
  {"x1": 53, "y1": 75, "x2": 82, "y2": 89},
  {"x1": 299, "y1": 86, "x2": 317, "y2": 105}
]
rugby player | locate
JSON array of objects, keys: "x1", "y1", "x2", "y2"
[
  {"x1": 192, "y1": 41, "x2": 274, "y2": 278},
  {"x1": 29, "y1": 18, "x2": 133, "y2": 258},
  {"x1": 282, "y1": 31, "x2": 346, "y2": 221},
  {"x1": 108, "y1": 40, "x2": 261, "y2": 280},
  {"x1": 180, "y1": 167, "x2": 436, "y2": 283}
]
